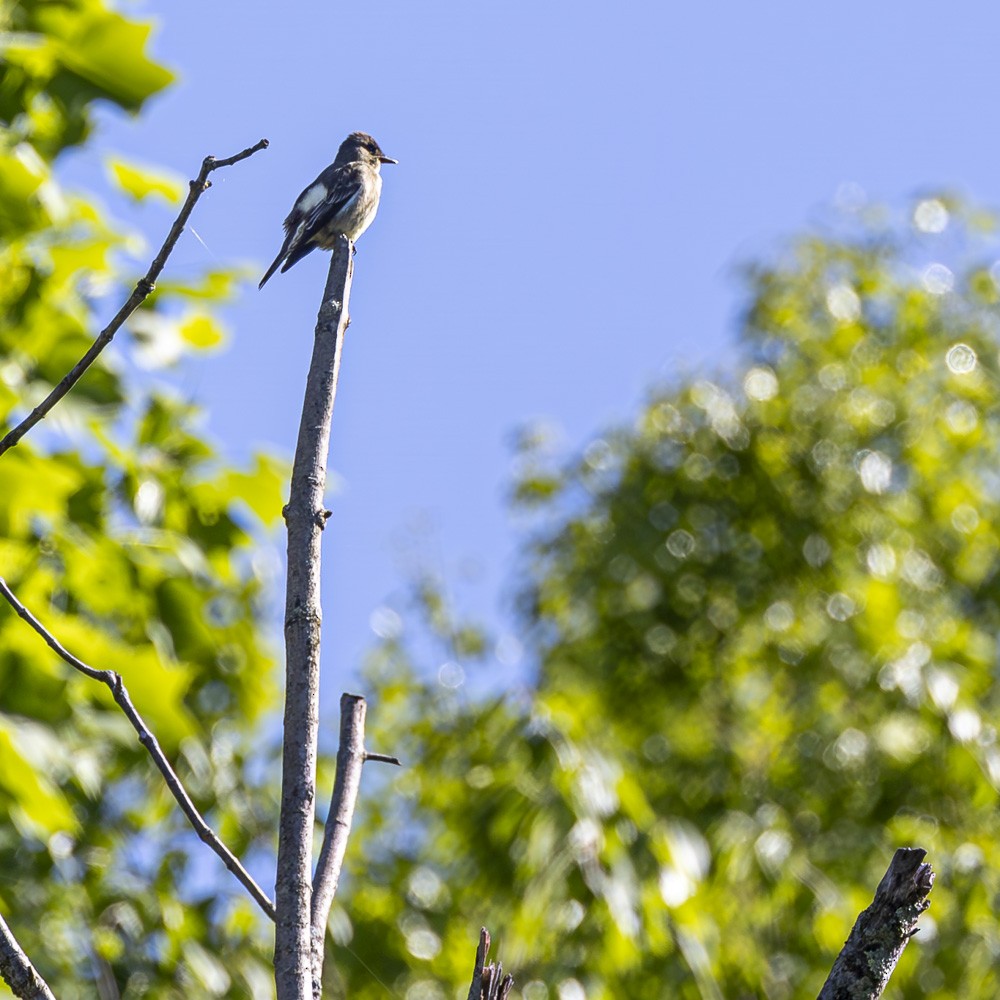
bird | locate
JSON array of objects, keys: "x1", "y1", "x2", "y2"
[{"x1": 259, "y1": 132, "x2": 397, "y2": 288}]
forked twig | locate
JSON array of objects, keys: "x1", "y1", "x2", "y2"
[{"x1": 0, "y1": 138, "x2": 269, "y2": 458}]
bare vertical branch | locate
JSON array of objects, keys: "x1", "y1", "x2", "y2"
[
  {"x1": 310, "y1": 694, "x2": 364, "y2": 997},
  {"x1": 309, "y1": 694, "x2": 401, "y2": 998},
  {"x1": 275, "y1": 238, "x2": 353, "y2": 1000},
  {"x1": 0, "y1": 138, "x2": 268, "y2": 459},
  {"x1": 0, "y1": 911, "x2": 56, "y2": 1000},
  {"x1": 0, "y1": 576, "x2": 275, "y2": 919},
  {"x1": 818, "y1": 847, "x2": 934, "y2": 1000}
]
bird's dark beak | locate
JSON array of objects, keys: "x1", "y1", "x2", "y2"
[{"x1": 379, "y1": 155, "x2": 398, "y2": 165}]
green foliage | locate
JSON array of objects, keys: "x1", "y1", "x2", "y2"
[
  {"x1": 344, "y1": 201, "x2": 1000, "y2": 999},
  {"x1": 1, "y1": 0, "x2": 173, "y2": 156},
  {"x1": 0, "y1": 1, "x2": 282, "y2": 996},
  {"x1": 5, "y1": 4, "x2": 1000, "y2": 999}
]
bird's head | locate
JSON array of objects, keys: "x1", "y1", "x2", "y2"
[{"x1": 338, "y1": 132, "x2": 398, "y2": 168}]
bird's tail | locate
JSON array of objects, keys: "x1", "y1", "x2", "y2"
[{"x1": 258, "y1": 250, "x2": 285, "y2": 289}]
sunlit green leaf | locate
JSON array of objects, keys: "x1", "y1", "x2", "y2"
[
  {"x1": 106, "y1": 156, "x2": 184, "y2": 204},
  {"x1": 178, "y1": 310, "x2": 227, "y2": 350},
  {"x1": 41, "y1": 5, "x2": 174, "y2": 110}
]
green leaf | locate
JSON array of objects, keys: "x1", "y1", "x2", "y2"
[
  {"x1": 222, "y1": 452, "x2": 289, "y2": 526},
  {"x1": 0, "y1": 143, "x2": 50, "y2": 231},
  {"x1": 178, "y1": 310, "x2": 227, "y2": 350},
  {"x1": 0, "y1": 720, "x2": 78, "y2": 836},
  {"x1": 40, "y1": 5, "x2": 175, "y2": 111},
  {"x1": 106, "y1": 156, "x2": 184, "y2": 204}
]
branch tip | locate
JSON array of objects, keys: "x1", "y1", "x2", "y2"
[
  {"x1": 0, "y1": 136, "x2": 268, "y2": 459},
  {"x1": 818, "y1": 847, "x2": 934, "y2": 1000}
]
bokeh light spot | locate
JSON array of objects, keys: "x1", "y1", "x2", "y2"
[
  {"x1": 946, "y1": 343, "x2": 977, "y2": 374},
  {"x1": 949, "y1": 708, "x2": 982, "y2": 743},
  {"x1": 370, "y1": 606, "x2": 402, "y2": 639},
  {"x1": 755, "y1": 830, "x2": 791, "y2": 872},
  {"x1": 803, "y1": 534, "x2": 831, "y2": 567},
  {"x1": 830, "y1": 728, "x2": 869, "y2": 769},
  {"x1": 437, "y1": 661, "x2": 465, "y2": 688},
  {"x1": 826, "y1": 593, "x2": 856, "y2": 622},
  {"x1": 951, "y1": 504, "x2": 980, "y2": 533},
  {"x1": 954, "y1": 843, "x2": 984, "y2": 873},
  {"x1": 857, "y1": 450, "x2": 892, "y2": 494},
  {"x1": 923, "y1": 263, "x2": 954, "y2": 295},
  {"x1": 826, "y1": 283, "x2": 861, "y2": 322},
  {"x1": 764, "y1": 601, "x2": 794, "y2": 632},
  {"x1": 406, "y1": 867, "x2": 447, "y2": 910},
  {"x1": 945, "y1": 400, "x2": 978, "y2": 434},
  {"x1": 744, "y1": 366, "x2": 779, "y2": 401},
  {"x1": 406, "y1": 982, "x2": 445, "y2": 1000},
  {"x1": 926, "y1": 669, "x2": 959, "y2": 711},
  {"x1": 666, "y1": 529, "x2": 695, "y2": 559},
  {"x1": 914, "y1": 198, "x2": 949, "y2": 233},
  {"x1": 557, "y1": 981, "x2": 586, "y2": 1000},
  {"x1": 659, "y1": 866, "x2": 695, "y2": 906},
  {"x1": 404, "y1": 928, "x2": 442, "y2": 961},
  {"x1": 522, "y1": 983, "x2": 549, "y2": 1000},
  {"x1": 866, "y1": 544, "x2": 896, "y2": 579}
]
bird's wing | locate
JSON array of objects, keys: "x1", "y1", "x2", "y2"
[{"x1": 296, "y1": 163, "x2": 365, "y2": 242}]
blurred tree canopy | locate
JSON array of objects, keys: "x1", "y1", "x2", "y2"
[
  {"x1": 5, "y1": 4, "x2": 1000, "y2": 1000},
  {"x1": 1, "y1": 1, "x2": 283, "y2": 996},
  {"x1": 343, "y1": 201, "x2": 1000, "y2": 1000}
]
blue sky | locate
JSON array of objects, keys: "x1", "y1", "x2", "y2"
[{"x1": 63, "y1": 0, "x2": 1000, "y2": 709}]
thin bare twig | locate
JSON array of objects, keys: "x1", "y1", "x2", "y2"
[
  {"x1": 0, "y1": 576, "x2": 276, "y2": 921},
  {"x1": 0, "y1": 911, "x2": 56, "y2": 1000},
  {"x1": 467, "y1": 929, "x2": 514, "y2": 1000},
  {"x1": 0, "y1": 138, "x2": 269, "y2": 459},
  {"x1": 275, "y1": 237, "x2": 353, "y2": 1000},
  {"x1": 818, "y1": 847, "x2": 934, "y2": 1000}
]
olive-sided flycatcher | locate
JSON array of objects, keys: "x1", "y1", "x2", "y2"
[{"x1": 259, "y1": 132, "x2": 397, "y2": 288}]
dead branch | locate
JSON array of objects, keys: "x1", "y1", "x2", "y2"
[
  {"x1": 0, "y1": 138, "x2": 268, "y2": 458},
  {"x1": 0, "y1": 576, "x2": 275, "y2": 920},
  {"x1": 0, "y1": 910, "x2": 56, "y2": 1000},
  {"x1": 310, "y1": 693, "x2": 401, "y2": 998},
  {"x1": 467, "y1": 928, "x2": 513, "y2": 1000},
  {"x1": 818, "y1": 847, "x2": 934, "y2": 1000},
  {"x1": 274, "y1": 237, "x2": 352, "y2": 1000}
]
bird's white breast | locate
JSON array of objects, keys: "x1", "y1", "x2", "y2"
[{"x1": 337, "y1": 171, "x2": 382, "y2": 242}]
